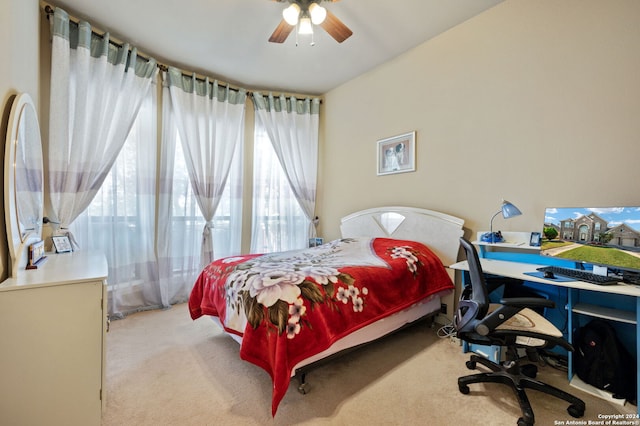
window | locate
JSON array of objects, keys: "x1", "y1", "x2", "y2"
[
  {"x1": 72, "y1": 86, "x2": 244, "y2": 316},
  {"x1": 167, "y1": 130, "x2": 243, "y2": 263},
  {"x1": 68, "y1": 81, "x2": 313, "y2": 316},
  {"x1": 251, "y1": 127, "x2": 308, "y2": 253}
]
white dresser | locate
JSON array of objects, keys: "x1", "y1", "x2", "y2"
[{"x1": 0, "y1": 251, "x2": 108, "y2": 426}]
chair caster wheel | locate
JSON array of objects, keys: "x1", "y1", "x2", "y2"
[
  {"x1": 465, "y1": 360, "x2": 476, "y2": 370},
  {"x1": 459, "y1": 384, "x2": 470, "y2": 394},
  {"x1": 517, "y1": 417, "x2": 533, "y2": 426},
  {"x1": 297, "y1": 382, "x2": 310, "y2": 395},
  {"x1": 567, "y1": 404, "x2": 584, "y2": 418}
]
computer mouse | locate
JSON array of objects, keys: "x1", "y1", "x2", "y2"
[{"x1": 543, "y1": 270, "x2": 555, "y2": 279}]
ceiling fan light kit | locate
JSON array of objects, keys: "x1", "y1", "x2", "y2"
[
  {"x1": 282, "y1": 3, "x2": 301, "y2": 25},
  {"x1": 298, "y1": 15, "x2": 314, "y2": 35},
  {"x1": 308, "y1": 3, "x2": 327, "y2": 25},
  {"x1": 269, "y1": 0, "x2": 352, "y2": 45}
]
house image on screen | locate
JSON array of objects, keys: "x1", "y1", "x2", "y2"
[
  {"x1": 556, "y1": 212, "x2": 640, "y2": 248},
  {"x1": 607, "y1": 223, "x2": 640, "y2": 247}
]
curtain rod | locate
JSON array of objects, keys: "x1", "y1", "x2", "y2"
[{"x1": 40, "y1": 1, "x2": 323, "y2": 101}]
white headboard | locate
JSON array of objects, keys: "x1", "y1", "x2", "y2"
[{"x1": 340, "y1": 206, "x2": 465, "y2": 267}]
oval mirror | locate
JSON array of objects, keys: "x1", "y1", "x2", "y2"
[{"x1": 4, "y1": 93, "x2": 44, "y2": 277}]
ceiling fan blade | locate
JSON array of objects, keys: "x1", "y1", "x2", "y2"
[
  {"x1": 269, "y1": 19, "x2": 294, "y2": 43},
  {"x1": 320, "y1": 10, "x2": 352, "y2": 43}
]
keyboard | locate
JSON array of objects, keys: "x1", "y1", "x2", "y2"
[{"x1": 536, "y1": 266, "x2": 620, "y2": 285}]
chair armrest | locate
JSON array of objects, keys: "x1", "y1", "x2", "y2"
[
  {"x1": 476, "y1": 298, "x2": 555, "y2": 336},
  {"x1": 500, "y1": 297, "x2": 555, "y2": 309}
]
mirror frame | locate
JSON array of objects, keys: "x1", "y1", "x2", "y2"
[{"x1": 4, "y1": 93, "x2": 44, "y2": 277}]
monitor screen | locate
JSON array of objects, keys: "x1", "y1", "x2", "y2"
[{"x1": 542, "y1": 206, "x2": 640, "y2": 273}]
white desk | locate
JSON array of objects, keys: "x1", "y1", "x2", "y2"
[
  {"x1": 450, "y1": 258, "x2": 640, "y2": 409},
  {"x1": 451, "y1": 259, "x2": 640, "y2": 298}
]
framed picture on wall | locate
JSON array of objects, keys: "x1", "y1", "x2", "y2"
[{"x1": 376, "y1": 131, "x2": 416, "y2": 176}]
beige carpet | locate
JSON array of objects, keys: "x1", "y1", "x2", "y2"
[{"x1": 102, "y1": 304, "x2": 635, "y2": 426}]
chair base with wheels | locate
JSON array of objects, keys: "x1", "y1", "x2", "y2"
[{"x1": 458, "y1": 352, "x2": 585, "y2": 426}]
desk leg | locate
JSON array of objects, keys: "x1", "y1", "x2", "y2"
[{"x1": 567, "y1": 289, "x2": 576, "y2": 383}]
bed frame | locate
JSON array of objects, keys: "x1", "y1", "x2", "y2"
[
  {"x1": 291, "y1": 206, "x2": 465, "y2": 392},
  {"x1": 339, "y1": 206, "x2": 464, "y2": 268}
]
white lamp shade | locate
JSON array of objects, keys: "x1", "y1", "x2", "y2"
[
  {"x1": 283, "y1": 3, "x2": 300, "y2": 25},
  {"x1": 298, "y1": 17, "x2": 313, "y2": 34},
  {"x1": 309, "y1": 3, "x2": 327, "y2": 25}
]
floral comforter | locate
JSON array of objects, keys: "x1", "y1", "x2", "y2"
[{"x1": 188, "y1": 237, "x2": 454, "y2": 415}]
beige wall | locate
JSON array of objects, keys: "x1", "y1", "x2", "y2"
[
  {"x1": 1, "y1": 0, "x2": 40, "y2": 280},
  {"x1": 318, "y1": 0, "x2": 640, "y2": 248}
]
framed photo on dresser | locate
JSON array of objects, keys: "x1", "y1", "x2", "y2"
[
  {"x1": 27, "y1": 240, "x2": 46, "y2": 269},
  {"x1": 52, "y1": 235, "x2": 72, "y2": 253}
]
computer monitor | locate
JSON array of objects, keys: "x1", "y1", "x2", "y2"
[{"x1": 542, "y1": 206, "x2": 640, "y2": 276}]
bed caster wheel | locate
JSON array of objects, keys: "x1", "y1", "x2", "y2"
[
  {"x1": 465, "y1": 360, "x2": 476, "y2": 370},
  {"x1": 297, "y1": 382, "x2": 310, "y2": 395},
  {"x1": 567, "y1": 404, "x2": 584, "y2": 418},
  {"x1": 517, "y1": 417, "x2": 533, "y2": 426},
  {"x1": 458, "y1": 384, "x2": 470, "y2": 394}
]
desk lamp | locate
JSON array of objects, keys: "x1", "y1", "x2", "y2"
[{"x1": 489, "y1": 199, "x2": 522, "y2": 243}]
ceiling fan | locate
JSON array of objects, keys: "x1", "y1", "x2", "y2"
[{"x1": 269, "y1": 0, "x2": 353, "y2": 44}]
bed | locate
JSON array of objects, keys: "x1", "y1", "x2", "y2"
[{"x1": 188, "y1": 206, "x2": 464, "y2": 415}]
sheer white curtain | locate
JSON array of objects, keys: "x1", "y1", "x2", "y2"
[
  {"x1": 69, "y1": 72, "x2": 245, "y2": 318},
  {"x1": 157, "y1": 79, "x2": 243, "y2": 305},
  {"x1": 251, "y1": 93, "x2": 320, "y2": 253},
  {"x1": 71, "y1": 88, "x2": 159, "y2": 318},
  {"x1": 165, "y1": 68, "x2": 246, "y2": 268},
  {"x1": 48, "y1": 8, "x2": 157, "y2": 247}
]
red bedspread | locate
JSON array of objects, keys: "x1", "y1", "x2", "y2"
[{"x1": 189, "y1": 237, "x2": 453, "y2": 415}]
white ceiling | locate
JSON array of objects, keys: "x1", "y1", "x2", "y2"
[{"x1": 49, "y1": 0, "x2": 504, "y2": 95}]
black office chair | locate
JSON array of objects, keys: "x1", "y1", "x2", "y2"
[{"x1": 454, "y1": 237, "x2": 585, "y2": 426}]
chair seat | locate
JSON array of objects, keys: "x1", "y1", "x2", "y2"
[{"x1": 489, "y1": 303, "x2": 563, "y2": 347}]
